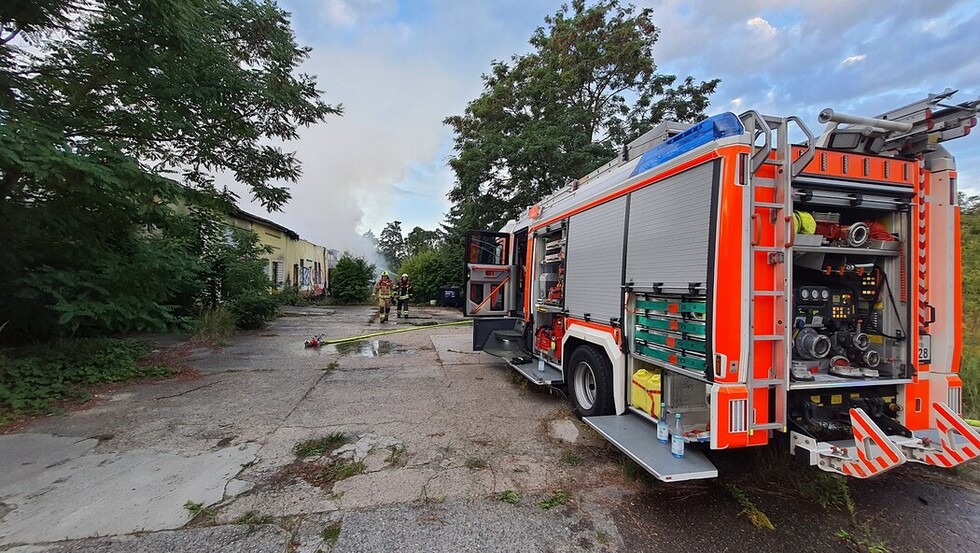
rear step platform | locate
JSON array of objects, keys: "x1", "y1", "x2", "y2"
[
  {"x1": 791, "y1": 407, "x2": 907, "y2": 478},
  {"x1": 792, "y1": 403, "x2": 980, "y2": 477},
  {"x1": 583, "y1": 414, "x2": 718, "y2": 482},
  {"x1": 511, "y1": 358, "x2": 563, "y2": 385},
  {"x1": 891, "y1": 402, "x2": 980, "y2": 468}
]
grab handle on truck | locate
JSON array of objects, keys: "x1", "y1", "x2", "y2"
[
  {"x1": 786, "y1": 116, "x2": 815, "y2": 177},
  {"x1": 739, "y1": 110, "x2": 772, "y2": 174}
]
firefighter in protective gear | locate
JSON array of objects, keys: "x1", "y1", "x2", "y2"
[
  {"x1": 395, "y1": 273, "x2": 412, "y2": 318},
  {"x1": 374, "y1": 271, "x2": 394, "y2": 323}
]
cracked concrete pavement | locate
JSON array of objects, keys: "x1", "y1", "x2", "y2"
[{"x1": 2, "y1": 305, "x2": 979, "y2": 552}]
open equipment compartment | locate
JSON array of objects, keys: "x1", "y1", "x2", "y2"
[
  {"x1": 532, "y1": 221, "x2": 567, "y2": 366},
  {"x1": 788, "y1": 204, "x2": 912, "y2": 386},
  {"x1": 783, "y1": 149, "x2": 918, "y2": 446}
]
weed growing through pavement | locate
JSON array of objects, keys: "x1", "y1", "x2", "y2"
[
  {"x1": 836, "y1": 525, "x2": 891, "y2": 553},
  {"x1": 233, "y1": 511, "x2": 275, "y2": 525},
  {"x1": 538, "y1": 490, "x2": 571, "y2": 510},
  {"x1": 323, "y1": 361, "x2": 339, "y2": 373},
  {"x1": 465, "y1": 457, "x2": 488, "y2": 470},
  {"x1": 293, "y1": 433, "x2": 352, "y2": 458},
  {"x1": 724, "y1": 484, "x2": 775, "y2": 531},
  {"x1": 560, "y1": 449, "x2": 584, "y2": 467},
  {"x1": 386, "y1": 445, "x2": 407, "y2": 467},
  {"x1": 802, "y1": 473, "x2": 856, "y2": 516},
  {"x1": 499, "y1": 490, "x2": 521, "y2": 505},
  {"x1": 290, "y1": 459, "x2": 365, "y2": 490},
  {"x1": 183, "y1": 500, "x2": 217, "y2": 522},
  {"x1": 322, "y1": 522, "x2": 342, "y2": 546}
]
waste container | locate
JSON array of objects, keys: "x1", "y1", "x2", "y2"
[{"x1": 439, "y1": 286, "x2": 462, "y2": 308}]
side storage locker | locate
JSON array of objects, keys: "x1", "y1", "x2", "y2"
[{"x1": 564, "y1": 196, "x2": 628, "y2": 325}]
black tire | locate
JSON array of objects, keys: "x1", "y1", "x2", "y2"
[{"x1": 568, "y1": 344, "x2": 615, "y2": 417}]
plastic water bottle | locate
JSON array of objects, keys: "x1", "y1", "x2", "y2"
[
  {"x1": 671, "y1": 413, "x2": 685, "y2": 459},
  {"x1": 537, "y1": 357, "x2": 545, "y2": 373},
  {"x1": 656, "y1": 403, "x2": 669, "y2": 444}
]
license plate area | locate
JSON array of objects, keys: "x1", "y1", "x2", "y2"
[{"x1": 918, "y1": 334, "x2": 932, "y2": 365}]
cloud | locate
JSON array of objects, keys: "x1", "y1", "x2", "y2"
[
  {"x1": 746, "y1": 16, "x2": 778, "y2": 38},
  {"x1": 642, "y1": 1, "x2": 979, "y2": 131},
  {"x1": 320, "y1": 0, "x2": 398, "y2": 27}
]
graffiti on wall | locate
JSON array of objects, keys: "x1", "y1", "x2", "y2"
[{"x1": 313, "y1": 266, "x2": 324, "y2": 293}]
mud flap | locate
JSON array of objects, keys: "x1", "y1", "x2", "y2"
[
  {"x1": 891, "y1": 402, "x2": 980, "y2": 468},
  {"x1": 790, "y1": 407, "x2": 906, "y2": 478}
]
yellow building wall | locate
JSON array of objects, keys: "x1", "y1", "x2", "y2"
[
  {"x1": 226, "y1": 213, "x2": 328, "y2": 296},
  {"x1": 285, "y1": 239, "x2": 328, "y2": 295}
]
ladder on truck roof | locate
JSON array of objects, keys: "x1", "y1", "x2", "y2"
[
  {"x1": 817, "y1": 88, "x2": 979, "y2": 157},
  {"x1": 741, "y1": 111, "x2": 814, "y2": 436}
]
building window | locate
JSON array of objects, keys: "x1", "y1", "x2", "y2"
[{"x1": 271, "y1": 261, "x2": 284, "y2": 286}]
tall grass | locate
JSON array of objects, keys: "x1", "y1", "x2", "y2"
[{"x1": 192, "y1": 306, "x2": 236, "y2": 343}]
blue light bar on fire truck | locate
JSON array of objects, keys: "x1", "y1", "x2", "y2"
[{"x1": 629, "y1": 112, "x2": 745, "y2": 177}]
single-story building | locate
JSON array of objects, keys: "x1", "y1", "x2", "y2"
[{"x1": 228, "y1": 209, "x2": 329, "y2": 296}]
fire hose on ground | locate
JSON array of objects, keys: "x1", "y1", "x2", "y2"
[{"x1": 305, "y1": 319, "x2": 472, "y2": 347}]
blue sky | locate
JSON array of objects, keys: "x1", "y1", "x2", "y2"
[{"x1": 233, "y1": 1, "x2": 980, "y2": 254}]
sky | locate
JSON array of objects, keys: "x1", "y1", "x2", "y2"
[{"x1": 228, "y1": 0, "x2": 980, "y2": 256}]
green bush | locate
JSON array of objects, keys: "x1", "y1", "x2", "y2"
[
  {"x1": 230, "y1": 292, "x2": 280, "y2": 329},
  {"x1": 961, "y1": 347, "x2": 979, "y2": 421},
  {"x1": 0, "y1": 338, "x2": 175, "y2": 421},
  {"x1": 331, "y1": 253, "x2": 375, "y2": 304},
  {"x1": 960, "y1": 197, "x2": 980, "y2": 420}
]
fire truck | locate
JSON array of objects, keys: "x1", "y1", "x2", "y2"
[{"x1": 465, "y1": 89, "x2": 980, "y2": 481}]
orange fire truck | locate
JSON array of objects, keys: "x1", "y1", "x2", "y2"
[{"x1": 465, "y1": 89, "x2": 980, "y2": 481}]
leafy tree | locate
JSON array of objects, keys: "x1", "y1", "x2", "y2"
[
  {"x1": 0, "y1": 0, "x2": 339, "y2": 341},
  {"x1": 378, "y1": 220, "x2": 406, "y2": 269},
  {"x1": 443, "y1": 0, "x2": 719, "y2": 234},
  {"x1": 404, "y1": 226, "x2": 441, "y2": 258},
  {"x1": 330, "y1": 253, "x2": 375, "y2": 304}
]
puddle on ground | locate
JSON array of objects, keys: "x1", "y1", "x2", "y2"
[{"x1": 320, "y1": 340, "x2": 416, "y2": 357}]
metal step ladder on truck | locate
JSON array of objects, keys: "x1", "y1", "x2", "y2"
[{"x1": 465, "y1": 89, "x2": 980, "y2": 482}]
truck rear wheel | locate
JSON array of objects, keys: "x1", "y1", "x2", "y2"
[{"x1": 568, "y1": 345, "x2": 614, "y2": 417}]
